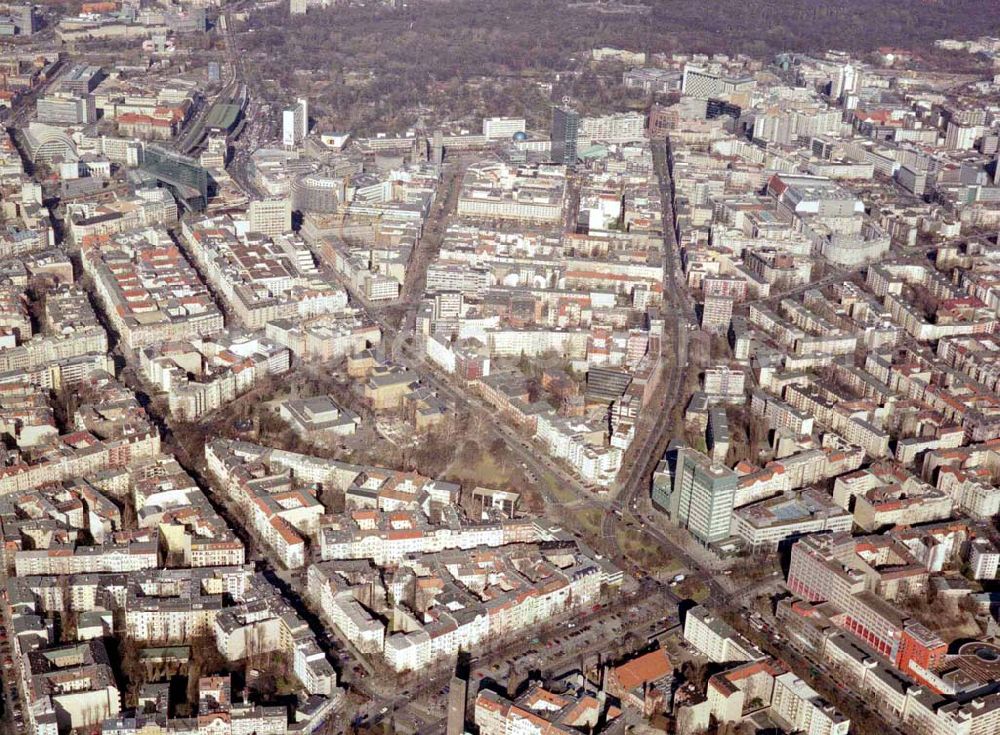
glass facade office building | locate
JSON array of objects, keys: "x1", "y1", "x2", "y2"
[{"x1": 550, "y1": 105, "x2": 580, "y2": 167}]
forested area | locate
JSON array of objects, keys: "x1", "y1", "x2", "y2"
[{"x1": 238, "y1": 0, "x2": 1000, "y2": 132}]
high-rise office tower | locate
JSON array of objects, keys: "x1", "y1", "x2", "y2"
[
  {"x1": 446, "y1": 675, "x2": 467, "y2": 735},
  {"x1": 670, "y1": 446, "x2": 737, "y2": 545},
  {"x1": 431, "y1": 129, "x2": 444, "y2": 165},
  {"x1": 447, "y1": 653, "x2": 470, "y2": 735},
  {"x1": 831, "y1": 63, "x2": 859, "y2": 101},
  {"x1": 7, "y1": 4, "x2": 37, "y2": 35},
  {"x1": 550, "y1": 105, "x2": 579, "y2": 167},
  {"x1": 282, "y1": 98, "x2": 309, "y2": 148}
]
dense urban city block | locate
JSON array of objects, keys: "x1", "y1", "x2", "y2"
[{"x1": 0, "y1": 1, "x2": 999, "y2": 735}]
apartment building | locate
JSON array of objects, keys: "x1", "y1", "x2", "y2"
[
  {"x1": 707, "y1": 658, "x2": 786, "y2": 726},
  {"x1": 604, "y1": 649, "x2": 673, "y2": 716},
  {"x1": 0, "y1": 285, "x2": 108, "y2": 376},
  {"x1": 901, "y1": 688, "x2": 1000, "y2": 735},
  {"x1": 832, "y1": 463, "x2": 953, "y2": 531},
  {"x1": 317, "y1": 508, "x2": 535, "y2": 566},
  {"x1": 703, "y1": 365, "x2": 746, "y2": 403},
  {"x1": 81, "y1": 226, "x2": 223, "y2": 351},
  {"x1": 15, "y1": 543, "x2": 158, "y2": 577},
  {"x1": 475, "y1": 686, "x2": 612, "y2": 735},
  {"x1": 66, "y1": 189, "x2": 178, "y2": 244},
  {"x1": 702, "y1": 295, "x2": 735, "y2": 333},
  {"x1": 214, "y1": 595, "x2": 336, "y2": 696},
  {"x1": 684, "y1": 605, "x2": 764, "y2": 664},
  {"x1": 534, "y1": 413, "x2": 623, "y2": 486},
  {"x1": 968, "y1": 538, "x2": 1000, "y2": 580},
  {"x1": 381, "y1": 546, "x2": 603, "y2": 672},
  {"x1": 139, "y1": 332, "x2": 290, "y2": 420},
  {"x1": 0, "y1": 425, "x2": 160, "y2": 496},
  {"x1": 182, "y1": 215, "x2": 346, "y2": 330},
  {"x1": 26, "y1": 639, "x2": 121, "y2": 732},
  {"x1": 206, "y1": 441, "x2": 324, "y2": 569},
  {"x1": 307, "y1": 563, "x2": 385, "y2": 653},
  {"x1": 770, "y1": 672, "x2": 850, "y2": 735}
]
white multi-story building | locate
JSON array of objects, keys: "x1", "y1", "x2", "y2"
[
  {"x1": 318, "y1": 517, "x2": 510, "y2": 566},
  {"x1": 487, "y1": 328, "x2": 588, "y2": 359},
  {"x1": 731, "y1": 490, "x2": 853, "y2": 552},
  {"x1": 968, "y1": 537, "x2": 1000, "y2": 580},
  {"x1": 578, "y1": 112, "x2": 646, "y2": 144},
  {"x1": 683, "y1": 605, "x2": 762, "y2": 664},
  {"x1": 534, "y1": 412, "x2": 623, "y2": 486},
  {"x1": 213, "y1": 598, "x2": 336, "y2": 696},
  {"x1": 703, "y1": 365, "x2": 746, "y2": 403},
  {"x1": 482, "y1": 117, "x2": 526, "y2": 140},
  {"x1": 265, "y1": 313, "x2": 381, "y2": 361},
  {"x1": 944, "y1": 121, "x2": 977, "y2": 151},
  {"x1": 457, "y1": 161, "x2": 566, "y2": 224},
  {"x1": 330, "y1": 594, "x2": 384, "y2": 652},
  {"x1": 901, "y1": 689, "x2": 1000, "y2": 735},
  {"x1": 282, "y1": 98, "x2": 308, "y2": 148},
  {"x1": 771, "y1": 672, "x2": 850, "y2": 735},
  {"x1": 248, "y1": 197, "x2": 292, "y2": 237},
  {"x1": 425, "y1": 333, "x2": 457, "y2": 373},
  {"x1": 15, "y1": 545, "x2": 158, "y2": 576}
]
